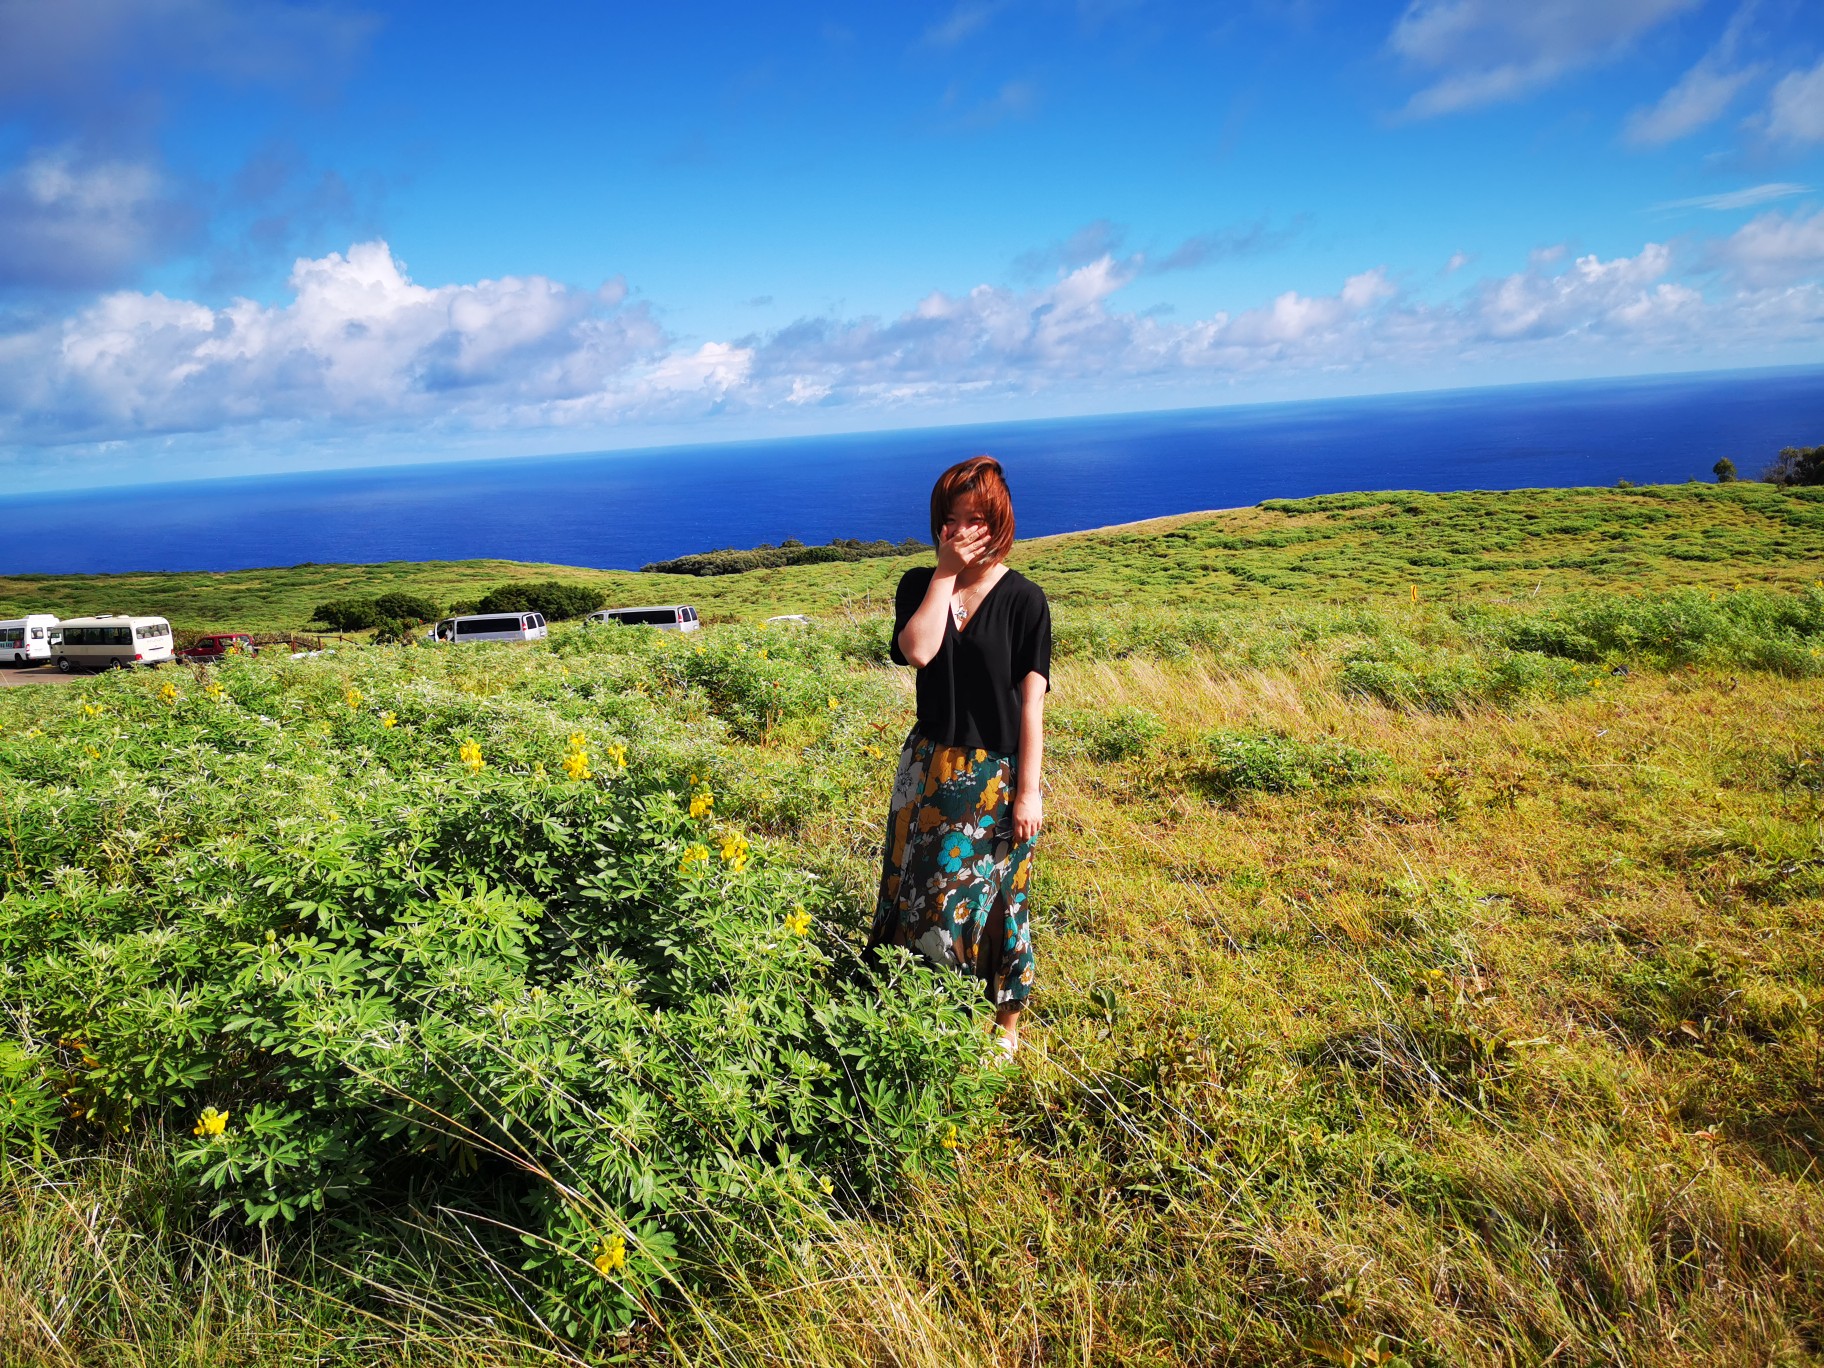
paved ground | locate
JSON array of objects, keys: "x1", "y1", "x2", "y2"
[{"x1": 0, "y1": 665, "x2": 80, "y2": 687}]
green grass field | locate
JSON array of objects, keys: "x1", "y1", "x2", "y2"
[
  {"x1": 4, "y1": 483, "x2": 1821, "y2": 633},
  {"x1": 3, "y1": 482, "x2": 1823, "y2": 1367}
]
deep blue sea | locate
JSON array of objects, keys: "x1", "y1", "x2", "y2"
[{"x1": 3, "y1": 367, "x2": 1821, "y2": 576}]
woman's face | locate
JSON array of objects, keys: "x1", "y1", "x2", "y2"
[{"x1": 941, "y1": 491, "x2": 990, "y2": 546}]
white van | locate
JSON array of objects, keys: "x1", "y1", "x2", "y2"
[
  {"x1": 52, "y1": 615, "x2": 174, "y2": 671},
  {"x1": 429, "y1": 612, "x2": 549, "y2": 644},
  {"x1": 0, "y1": 614, "x2": 59, "y2": 665},
  {"x1": 588, "y1": 605, "x2": 700, "y2": 633}
]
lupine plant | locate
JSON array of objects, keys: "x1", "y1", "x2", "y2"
[{"x1": 0, "y1": 635, "x2": 1000, "y2": 1338}]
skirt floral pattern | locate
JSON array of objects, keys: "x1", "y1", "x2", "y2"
[{"x1": 869, "y1": 730, "x2": 1036, "y2": 1008}]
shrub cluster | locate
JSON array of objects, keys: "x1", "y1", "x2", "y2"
[
  {"x1": 1492, "y1": 585, "x2": 1824, "y2": 677},
  {"x1": 311, "y1": 592, "x2": 443, "y2": 631},
  {"x1": 475, "y1": 581, "x2": 605, "y2": 621},
  {"x1": 1762, "y1": 443, "x2": 1823, "y2": 487},
  {"x1": 0, "y1": 645, "x2": 997, "y2": 1340},
  {"x1": 1196, "y1": 730, "x2": 1383, "y2": 797},
  {"x1": 1340, "y1": 641, "x2": 1598, "y2": 712},
  {"x1": 642, "y1": 537, "x2": 928, "y2": 576}
]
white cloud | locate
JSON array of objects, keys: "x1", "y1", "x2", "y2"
[
  {"x1": 1466, "y1": 242, "x2": 1698, "y2": 340},
  {"x1": 0, "y1": 148, "x2": 196, "y2": 289},
  {"x1": 3, "y1": 226, "x2": 1822, "y2": 459},
  {"x1": 1625, "y1": 58, "x2": 1759, "y2": 145},
  {"x1": 1766, "y1": 57, "x2": 1824, "y2": 144},
  {"x1": 1711, "y1": 207, "x2": 1824, "y2": 287},
  {"x1": 1623, "y1": 2, "x2": 1760, "y2": 146},
  {"x1": 923, "y1": 2, "x2": 1002, "y2": 47},
  {"x1": 0, "y1": 0, "x2": 376, "y2": 113},
  {"x1": 1655, "y1": 182, "x2": 1811, "y2": 211},
  {"x1": 1390, "y1": 0, "x2": 1701, "y2": 117},
  {"x1": 0, "y1": 241, "x2": 667, "y2": 443}
]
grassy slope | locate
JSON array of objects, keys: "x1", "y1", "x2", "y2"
[
  {"x1": 3, "y1": 483, "x2": 1821, "y2": 631},
  {"x1": 3, "y1": 483, "x2": 1824, "y2": 1367}
]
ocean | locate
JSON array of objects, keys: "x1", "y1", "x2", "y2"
[{"x1": 2, "y1": 367, "x2": 1820, "y2": 576}]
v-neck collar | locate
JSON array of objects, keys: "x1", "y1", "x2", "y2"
[{"x1": 954, "y1": 567, "x2": 1013, "y2": 637}]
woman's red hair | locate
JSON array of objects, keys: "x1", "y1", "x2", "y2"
[{"x1": 930, "y1": 456, "x2": 1015, "y2": 563}]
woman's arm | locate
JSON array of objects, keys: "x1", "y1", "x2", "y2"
[
  {"x1": 1012, "y1": 670, "x2": 1046, "y2": 843},
  {"x1": 896, "y1": 525, "x2": 989, "y2": 669}
]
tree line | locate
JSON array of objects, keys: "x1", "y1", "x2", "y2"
[{"x1": 1713, "y1": 442, "x2": 1823, "y2": 486}]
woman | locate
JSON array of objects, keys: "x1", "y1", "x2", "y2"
[{"x1": 869, "y1": 456, "x2": 1051, "y2": 1058}]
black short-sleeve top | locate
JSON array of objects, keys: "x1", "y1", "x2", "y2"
[{"x1": 890, "y1": 566, "x2": 1052, "y2": 756}]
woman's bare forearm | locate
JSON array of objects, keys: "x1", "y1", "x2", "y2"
[
  {"x1": 1013, "y1": 672, "x2": 1046, "y2": 842},
  {"x1": 1017, "y1": 673, "x2": 1045, "y2": 786},
  {"x1": 896, "y1": 570, "x2": 957, "y2": 668}
]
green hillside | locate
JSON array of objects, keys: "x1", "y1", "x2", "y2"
[
  {"x1": 3, "y1": 482, "x2": 1820, "y2": 633},
  {"x1": 3, "y1": 485, "x2": 1823, "y2": 1366}
]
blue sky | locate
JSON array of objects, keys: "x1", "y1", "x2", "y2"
[{"x1": 1, "y1": 0, "x2": 1821, "y2": 491}]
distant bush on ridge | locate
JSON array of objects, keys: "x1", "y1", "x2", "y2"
[
  {"x1": 1762, "y1": 443, "x2": 1824, "y2": 487},
  {"x1": 644, "y1": 537, "x2": 928, "y2": 576}
]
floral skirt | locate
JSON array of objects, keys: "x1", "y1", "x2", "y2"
[{"x1": 869, "y1": 730, "x2": 1036, "y2": 1008}]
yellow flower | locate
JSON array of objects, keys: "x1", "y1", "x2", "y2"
[
  {"x1": 679, "y1": 843, "x2": 710, "y2": 873},
  {"x1": 593, "y1": 1235, "x2": 627, "y2": 1275},
  {"x1": 158, "y1": 682, "x2": 178, "y2": 705},
  {"x1": 827, "y1": 695, "x2": 839, "y2": 710},
  {"x1": 568, "y1": 731, "x2": 588, "y2": 751},
  {"x1": 561, "y1": 749, "x2": 591, "y2": 781},
  {"x1": 344, "y1": 687, "x2": 363, "y2": 709},
  {"x1": 720, "y1": 832, "x2": 750, "y2": 872},
  {"x1": 193, "y1": 1107, "x2": 229, "y2": 1138},
  {"x1": 757, "y1": 648, "x2": 767, "y2": 659},
  {"x1": 85, "y1": 745, "x2": 100, "y2": 758},
  {"x1": 205, "y1": 682, "x2": 224, "y2": 701},
  {"x1": 941, "y1": 1124, "x2": 959, "y2": 1150},
  {"x1": 532, "y1": 762, "x2": 547, "y2": 779},
  {"x1": 784, "y1": 906, "x2": 811, "y2": 937},
  {"x1": 862, "y1": 743, "x2": 884, "y2": 760},
  {"x1": 605, "y1": 742, "x2": 627, "y2": 770},
  {"x1": 380, "y1": 712, "x2": 397, "y2": 728},
  {"x1": 818, "y1": 1175, "x2": 834, "y2": 1196},
  {"x1": 459, "y1": 738, "x2": 485, "y2": 772},
  {"x1": 80, "y1": 702, "x2": 105, "y2": 718},
  {"x1": 688, "y1": 788, "x2": 714, "y2": 820}
]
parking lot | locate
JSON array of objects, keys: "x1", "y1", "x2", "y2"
[{"x1": 0, "y1": 665, "x2": 80, "y2": 687}]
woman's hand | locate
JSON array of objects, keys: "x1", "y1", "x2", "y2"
[
  {"x1": 936, "y1": 523, "x2": 991, "y2": 579},
  {"x1": 1012, "y1": 789, "x2": 1042, "y2": 844}
]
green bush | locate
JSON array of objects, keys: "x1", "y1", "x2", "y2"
[
  {"x1": 372, "y1": 591, "x2": 442, "y2": 623},
  {"x1": 1340, "y1": 641, "x2": 1597, "y2": 712},
  {"x1": 1196, "y1": 730, "x2": 1382, "y2": 797},
  {"x1": 642, "y1": 538, "x2": 927, "y2": 576},
  {"x1": 1762, "y1": 443, "x2": 1824, "y2": 487},
  {"x1": 0, "y1": 649, "x2": 998, "y2": 1341},
  {"x1": 476, "y1": 581, "x2": 605, "y2": 621},
  {"x1": 311, "y1": 597, "x2": 380, "y2": 631},
  {"x1": 1494, "y1": 586, "x2": 1824, "y2": 677},
  {"x1": 1083, "y1": 706, "x2": 1165, "y2": 762}
]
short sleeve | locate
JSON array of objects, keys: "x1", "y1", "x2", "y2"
[
  {"x1": 889, "y1": 568, "x2": 930, "y2": 666},
  {"x1": 1013, "y1": 584, "x2": 1052, "y2": 692}
]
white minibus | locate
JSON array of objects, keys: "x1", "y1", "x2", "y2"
[
  {"x1": 52, "y1": 615, "x2": 174, "y2": 671},
  {"x1": 429, "y1": 612, "x2": 549, "y2": 644},
  {"x1": 588, "y1": 605, "x2": 700, "y2": 633},
  {"x1": 0, "y1": 614, "x2": 59, "y2": 664}
]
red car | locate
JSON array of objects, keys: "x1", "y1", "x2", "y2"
[{"x1": 177, "y1": 633, "x2": 258, "y2": 663}]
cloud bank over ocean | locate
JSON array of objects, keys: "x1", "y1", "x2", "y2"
[{"x1": 3, "y1": 214, "x2": 1820, "y2": 461}]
